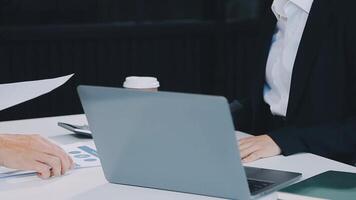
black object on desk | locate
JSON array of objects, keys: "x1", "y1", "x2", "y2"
[{"x1": 58, "y1": 122, "x2": 92, "y2": 138}]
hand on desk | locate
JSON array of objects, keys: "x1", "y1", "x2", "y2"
[
  {"x1": 0, "y1": 134, "x2": 74, "y2": 179},
  {"x1": 238, "y1": 135, "x2": 281, "y2": 163}
]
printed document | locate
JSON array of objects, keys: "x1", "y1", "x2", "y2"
[{"x1": 0, "y1": 141, "x2": 101, "y2": 179}]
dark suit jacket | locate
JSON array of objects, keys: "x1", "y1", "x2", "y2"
[{"x1": 238, "y1": 0, "x2": 356, "y2": 164}]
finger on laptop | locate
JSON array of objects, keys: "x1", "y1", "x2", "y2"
[
  {"x1": 240, "y1": 144, "x2": 260, "y2": 159},
  {"x1": 242, "y1": 151, "x2": 264, "y2": 163}
]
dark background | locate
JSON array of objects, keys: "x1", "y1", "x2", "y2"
[{"x1": 0, "y1": 0, "x2": 267, "y2": 121}]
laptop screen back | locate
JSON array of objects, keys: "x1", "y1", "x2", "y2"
[{"x1": 78, "y1": 86, "x2": 251, "y2": 200}]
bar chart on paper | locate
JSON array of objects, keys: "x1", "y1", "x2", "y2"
[{"x1": 0, "y1": 141, "x2": 101, "y2": 179}]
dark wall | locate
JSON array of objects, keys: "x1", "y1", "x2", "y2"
[{"x1": 0, "y1": 0, "x2": 266, "y2": 121}]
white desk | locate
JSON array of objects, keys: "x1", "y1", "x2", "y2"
[{"x1": 0, "y1": 115, "x2": 355, "y2": 200}]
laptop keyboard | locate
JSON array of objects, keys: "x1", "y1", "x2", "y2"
[{"x1": 247, "y1": 179, "x2": 274, "y2": 195}]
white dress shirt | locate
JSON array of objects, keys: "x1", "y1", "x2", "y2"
[{"x1": 264, "y1": 0, "x2": 314, "y2": 117}]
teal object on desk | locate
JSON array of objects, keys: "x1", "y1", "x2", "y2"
[
  {"x1": 77, "y1": 85, "x2": 301, "y2": 200},
  {"x1": 278, "y1": 171, "x2": 356, "y2": 200}
]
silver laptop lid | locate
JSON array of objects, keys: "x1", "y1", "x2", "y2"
[{"x1": 78, "y1": 85, "x2": 251, "y2": 200}]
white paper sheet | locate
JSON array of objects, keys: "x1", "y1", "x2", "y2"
[
  {"x1": 0, "y1": 141, "x2": 101, "y2": 179},
  {"x1": 0, "y1": 74, "x2": 74, "y2": 111}
]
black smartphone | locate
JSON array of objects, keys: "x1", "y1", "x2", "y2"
[{"x1": 58, "y1": 122, "x2": 93, "y2": 138}]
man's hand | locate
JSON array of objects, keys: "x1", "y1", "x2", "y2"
[
  {"x1": 0, "y1": 134, "x2": 74, "y2": 179},
  {"x1": 238, "y1": 135, "x2": 281, "y2": 163}
]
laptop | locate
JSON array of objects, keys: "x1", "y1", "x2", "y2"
[{"x1": 77, "y1": 86, "x2": 301, "y2": 200}]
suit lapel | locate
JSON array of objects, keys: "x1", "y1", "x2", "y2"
[
  {"x1": 286, "y1": 0, "x2": 331, "y2": 118},
  {"x1": 251, "y1": 8, "x2": 276, "y2": 127}
]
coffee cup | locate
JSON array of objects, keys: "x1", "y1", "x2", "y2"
[{"x1": 123, "y1": 76, "x2": 160, "y2": 92}]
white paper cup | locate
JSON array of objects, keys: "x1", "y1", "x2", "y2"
[{"x1": 123, "y1": 76, "x2": 160, "y2": 92}]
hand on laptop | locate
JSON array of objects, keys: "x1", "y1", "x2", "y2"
[
  {"x1": 0, "y1": 134, "x2": 74, "y2": 179},
  {"x1": 238, "y1": 135, "x2": 281, "y2": 163}
]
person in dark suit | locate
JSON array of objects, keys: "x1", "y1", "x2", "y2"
[{"x1": 237, "y1": 0, "x2": 356, "y2": 165}]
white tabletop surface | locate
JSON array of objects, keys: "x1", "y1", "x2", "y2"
[{"x1": 0, "y1": 114, "x2": 355, "y2": 200}]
